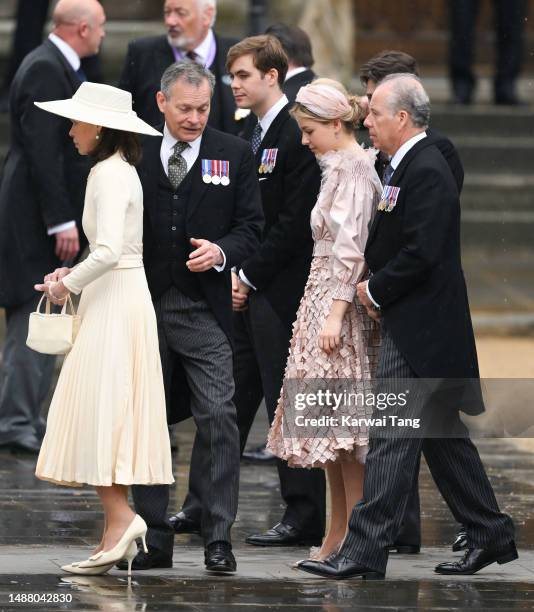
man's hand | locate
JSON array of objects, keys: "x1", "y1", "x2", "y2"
[
  {"x1": 356, "y1": 280, "x2": 381, "y2": 322},
  {"x1": 44, "y1": 267, "x2": 71, "y2": 284},
  {"x1": 54, "y1": 227, "x2": 79, "y2": 261},
  {"x1": 232, "y1": 270, "x2": 249, "y2": 311},
  {"x1": 187, "y1": 238, "x2": 223, "y2": 272}
]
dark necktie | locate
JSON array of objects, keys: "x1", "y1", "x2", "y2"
[
  {"x1": 250, "y1": 121, "x2": 262, "y2": 155},
  {"x1": 383, "y1": 163, "x2": 394, "y2": 185},
  {"x1": 75, "y1": 67, "x2": 87, "y2": 82},
  {"x1": 186, "y1": 50, "x2": 199, "y2": 63},
  {"x1": 168, "y1": 141, "x2": 189, "y2": 190}
]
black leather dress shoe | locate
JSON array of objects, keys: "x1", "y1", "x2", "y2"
[
  {"x1": 435, "y1": 541, "x2": 518, "y2": 575},
  {"x1": 452, "y1": 528, "x2": 468, "y2": 552},
  {"x1": 168, "y1": 511, "x2": 201, "y2": 535},
  {"x1": 298, "y1": 554, "x2": 384, "y2": 580},
  {"x1": 2, "y1": 437, "x2": 41, "y2": 455},
  {"x1": 205, "y1": 541, "x2": 236, "y2": 573},
  {"x1": 116, "y1": 546, "x2": 172, "y2": 571},
  {"x1": 387, "y1": 543, "x2": 420, "y2": 554},
  {"x1": 242, "y1": 444, "x2": 277, "y2": 464},
  {"x1": 246, "y1": 522, "x2": 322, "y2": 547}
]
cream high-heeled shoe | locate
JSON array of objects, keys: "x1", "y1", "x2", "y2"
[
  {"x1": 61, "y1": 541, "x2": 138, "y2": 576},
  {"x1": 75, "y1": 515, "x2": 147, "y2": 576}
]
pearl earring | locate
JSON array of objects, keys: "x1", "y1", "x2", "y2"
[{"x1": 95, "y1": 134, "x2": 100, "y2": 140}]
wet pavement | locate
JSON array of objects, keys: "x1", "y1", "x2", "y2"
[{"x1": 0, "y1": 413, "x2": 533, "y2": 610}]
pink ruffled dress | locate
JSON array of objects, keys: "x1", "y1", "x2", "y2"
[{"x1": 267, "y1": 146, "x2": 382, "y2": 468}]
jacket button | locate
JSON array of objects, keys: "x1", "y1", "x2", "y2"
[
  {"x1": 173, "y1": 195, "x2": 179, "y2": 200},
  {"x1": 171, "y1": 226, "x2": 176, "y2": 231}
]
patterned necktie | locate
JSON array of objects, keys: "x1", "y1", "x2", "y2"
[
  {"x1": 168, "y1": 141, "x2": 189, "y2": 190},
  {"x1": 250, "y1": 121, "x2": 262, "y2": 155},
  {"x1": 383, "y1": 163, "x2": 394, "y2": 185}
]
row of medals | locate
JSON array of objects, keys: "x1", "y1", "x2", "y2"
[
  {"x1": 202, "y1": 173, "x2": 230, "y2": 186},
  {"x1": 258, "y1": 164, "x2": 274, "y2": 174}
]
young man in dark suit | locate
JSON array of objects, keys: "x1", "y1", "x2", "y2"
[
  {"x1": 118, "y1": 60, "x2": 263, "y2": 574},
  {"x1": 226, "y1": 35, "x2": 325, "y2": 547},
  {"x1": 119, "y1": 0, "x2": 238, "y2": 133},
  {"x1": 299, "y1": 75, "x2": 516, "y2": 580},
  {"x1": 359, "y1": 49, "x2": 467, "y2": 555},
  {"x1": 0, "y1": 0, "x2": 106, "y2": 454}
]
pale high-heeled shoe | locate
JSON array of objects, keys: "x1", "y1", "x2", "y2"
[
  {"x1": 61, "y1": 541, "x2": 138, "y2": 576},
  {"x1": 72, "y1": 515, "x2": 147, "y2": 577}
]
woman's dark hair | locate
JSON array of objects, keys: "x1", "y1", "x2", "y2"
[{"x1": 91, "y1": 127, "x2": 142, "y2": 165}]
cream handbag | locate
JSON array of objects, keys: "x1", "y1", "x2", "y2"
[{"x1": 26, "y1": 294, "x2": 81, "y2": 355}]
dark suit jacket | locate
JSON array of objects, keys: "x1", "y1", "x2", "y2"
[
  {"x1": 119, "y1": 33, "x2": 239, "y2": 134},
  {"x1": 240, "y1": 104, "x2": 321, "y2": 332},
  {"x1": 0, "y1": 40, "x2": 89, "y2": 308},
  {"x1": 366, "y1": 137, "x2": 482, "y2": 414},
  {"x1": 139, "y1": 125, "x2": 264, "y2": 423},
  {"x1": 283, "y1": 68, "x2": 316, "y2": 103},
  {"x1": 375, "y1": 128, "x2": 464, "y2": 195}
]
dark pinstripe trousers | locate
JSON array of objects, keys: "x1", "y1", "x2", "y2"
[
  {"x1": 132, "y1": 287, "x2": 240, "y2": 552},
  {"x1": 339, "y1": 329, "x2": 515, "y2": 573}
]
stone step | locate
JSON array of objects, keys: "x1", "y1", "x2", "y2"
[
  {"x1": 453, "y1": 136, "x2": 534, "y2": 174},
  {"x1": 431, "y1": 104, "x2": 534, "y2": 138}
]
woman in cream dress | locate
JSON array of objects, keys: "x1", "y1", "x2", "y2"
[
  {"x1": 267, "y1": 79, "x2": 382, "y2": 563},
  {"x1": 33, "y1": 83, "x2": 173, "y2": 575}
]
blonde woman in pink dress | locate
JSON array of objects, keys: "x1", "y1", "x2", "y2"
[{"x1": 267, "y1": 79, "x2": 382, "y2": 562}]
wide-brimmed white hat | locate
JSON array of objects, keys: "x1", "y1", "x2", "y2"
[{"x1": 35, "y1": 82, "x2": 161, "y2": 137}]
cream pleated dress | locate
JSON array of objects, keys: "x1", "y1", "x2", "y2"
[
  {"x1": 267, "y1": 147, "x2": 382, "y2": 468},
  {"x1": 36, "y1": 152, "x2": 174, "y2": 487}
]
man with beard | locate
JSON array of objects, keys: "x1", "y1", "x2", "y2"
[{"x1": 119, "y1": 0, "x2": 238, "y2": 133}]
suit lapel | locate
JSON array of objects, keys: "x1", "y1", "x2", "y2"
[
  {"x1": 367, "y1": 136, "x2": 435, "y2": 246},
  {"x1": 255, "y1": 104, "x2": 291, "y2": 165},
  {"x1": 44, "y1": 40, "x2": 82, "y2": 93},
  {"x1": 153, "y1": 36, "x2": 175, "y2": 79},
  {"x1": 187, "y1": 127, "x2": 224, "y2": 220}
]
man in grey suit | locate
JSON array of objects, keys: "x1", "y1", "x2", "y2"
[{"x1": 0, "y1": 0, "x2": 106, "y2": 454}]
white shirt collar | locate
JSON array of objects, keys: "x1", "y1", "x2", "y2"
[
  {"x1": 257, "y1": 94, "x2": 289, "y2": 138},
  {"x1": 192, "y1": 29, "x2": 214, "y2": 66},
  {"x1": 390, "y1": 131, "x2": 427, "y2": 170},
  {"x1": 161, "y1": 123, "x2": 202, "y2": 173},
  {"x1": 48, "y1": 33, "x2": 80, "y2": 71},
  {"x1": 285, "y1": 67, "x2": 308, "y2": 81}
]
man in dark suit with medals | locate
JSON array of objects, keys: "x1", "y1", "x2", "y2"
[
  {"x1": 118, "y1": 60, "x2": 263, "y2": 573},
  {"x1": 359, "y1": 49, "x2": 467, "y2": 555},
  {"x1": 0, "y1": 0, "x2": 106, "y2": 454},
  {"x1": 119, "y1": 0, "x2": 238, "y2": 134},
  {"x1": 225, "y1": 35, "x2": 325, "y2": 547},
  {"x1": 298, "y1": 74, "x2": 516, "y2": 580}
]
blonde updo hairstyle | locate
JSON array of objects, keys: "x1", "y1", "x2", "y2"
[{"x1": 291, "y1": 78, "x2": 366, "y2": 132}]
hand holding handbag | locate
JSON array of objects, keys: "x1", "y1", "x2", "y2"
[{"x1": 26, "y1": 294, "x2": 81, "y2": 355}]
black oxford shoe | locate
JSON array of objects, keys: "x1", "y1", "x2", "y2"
[
  {"x1": 298, "y1": 554, "x2": 385, "y2": 580},
  {"x1": 168, "y1": 511, "x2": 201, "y2": 535},
  {"x1": 116, "y1": 546, "x2": 172, "y2": 571},
  {"x1": 245, "y1": 522, "x2": 322, "y2": 547},
  {"x1": 242, "y1": 444, "x2": 277, "y2": 464},
  {"x1": 452, "y1": 528, "x2": 468, "y2": 552},
  {"x1": 435, "y1": 541, "x2": 518, "y2": 575},
  {"x1": 387, "y1": 543, "x2": 420, "y2": 554},
  {"x1": 205, "y1": 541, "x2": 236, "y2": 573}
]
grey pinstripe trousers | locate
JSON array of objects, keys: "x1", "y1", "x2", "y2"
[
  {"x1": 339, "y1": 328, "x2": 515, "y2": 573},
  {"x1": 132, "y1": 287, "x2": 240, "y2": 550}
]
